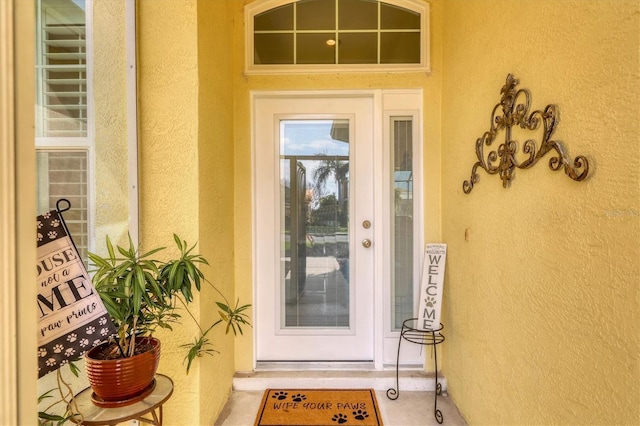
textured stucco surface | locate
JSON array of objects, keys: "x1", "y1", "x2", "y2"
[
  {"x1": 197, "y1": 0, "x2": 237, "y2": 423},
  {"x1": 92, "y1": 0, "x2": 130, "y2": 247},
  {"x1": 440, "y1": 1, "x2": 640, "y2": 424},
  {"x1": 138, "y1": 1, "x2": 202, "y2": 425}
]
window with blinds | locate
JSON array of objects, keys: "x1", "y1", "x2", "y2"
[
  {"x1": 37, "y1": 1, "x2": 87, "y2": 137},
  {"x1": 37, "y1": 151, "x2": 89, "y2": 262},
  {"x1": 35, "y1": 0, "x2": 89, "y2": 263},
  {"x1": 246, "y1": 0, "x2": 430, "y2": 73}
]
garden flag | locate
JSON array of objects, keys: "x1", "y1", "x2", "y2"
[
  {"x1": 417, "y1": 243, "x2": 447, "y2": 331},
  {"x1": 36, "y1": 208, "x2": 115, "y2": 378}
]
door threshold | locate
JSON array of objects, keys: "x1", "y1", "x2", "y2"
[
  {"x1": 255, "y1": 361, "x2": 425, "y2": 371},
  {"x1": 234, "y1": 369, "x2": 444, "y2": 392},
  {"x1": 256, "y1": 361, "x2": 377, "y2": 371}
]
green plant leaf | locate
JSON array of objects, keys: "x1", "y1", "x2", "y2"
[
  {"x1": 139, "y1": 246, "x2": 165, "y2": 259},
  {"x1": 181, "y1": 335, "x2": 219, "y2": 374},
  {"x1": 132, "y1": 274, "x2": 142, "y2": 314},
  {"x1": 99, "y1": 292, "x2": 122, "y2": 321},
  {"x1": 37, "y1": 389, "x2": 56, "y2": 403},
  {"x1": 181, "y1": 284, "x2": 193, "y2": 303},
  {"x1": 168, "y1": 260, "x2": 180, "y2": 293},
  {"x1": 68, "y1": 360, "x2": 80, "y2": 377},
  {"x1": 106, "y1": 235, "x2": 115, "y2": 259},
  {"x1": 173, "y1": 233, "x2": 184, "y2": 252},
  {"x1": 38, "y1": 412, "x2": 67, "y2": 422}
]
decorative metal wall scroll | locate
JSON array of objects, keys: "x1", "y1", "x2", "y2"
[{"x1": 463, "y1": 74, "x2": 589, "y2": 193}]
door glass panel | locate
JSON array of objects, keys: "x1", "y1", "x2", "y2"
[
  {"x1": 391, "y1": 118, "x2": 413, "y2": 329},
  {"x1": 280, "y1": 120, "x2": 350, "y2": 328}
]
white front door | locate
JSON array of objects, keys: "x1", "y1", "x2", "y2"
[
  {"x1": 253, "y1": 90, "x2": 426, "y2": 366},
  {"x1": 254, "y1": 93, "x2": 375, "y2": 361}
]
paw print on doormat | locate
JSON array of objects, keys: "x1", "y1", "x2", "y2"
[
  {"x1": 291, "y1": 393, "x2": 307, "y2": 402},
  {"x1": 353, "y1": 409, "x2": 369, "y2": 420},
  {"x1": 332, "y1": 413, "x2": 348, "y2": 424},
  {"x1": 272, "y1": 391, "x2": 288, "y2": 400}
]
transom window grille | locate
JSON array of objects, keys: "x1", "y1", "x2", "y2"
[{"x1": 246, "y1": 0, "x2": 430, "y2": 73}]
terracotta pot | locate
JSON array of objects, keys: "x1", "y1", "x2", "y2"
[{"x1": 85, "y1": 337, "x2": 161, "y2": 404}]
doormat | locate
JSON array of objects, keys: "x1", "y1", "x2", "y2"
[{"x1": 255, "y1": 389, "x2": 383, "y2": 426}]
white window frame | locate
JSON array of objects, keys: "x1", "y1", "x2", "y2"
[
  {"x1": 380, "y1": 91, "x2": 424, "y2": 366},
  {"x1": 35, "y1": 0, "x2": 139, "y2": 252},
  {"x1": 245, "y1": 0, "x2": 431, "y2": 75},
  {"x1": 35, "y1": 0, "x2": 94, "y2": 254}
]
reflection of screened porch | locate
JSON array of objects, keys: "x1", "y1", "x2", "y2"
[
  {"x1": 283, "y1": 152, "x2": 350, "y2": 328},
  {"x1": 393, "y1": 170, "x2": 414, "y2": 328},
  {"x1": 285, "y1": 255, "x2": 349, "y2": 327},
  {"x1": 283, "y1": 159, "x2": 308, "y2": 302}
]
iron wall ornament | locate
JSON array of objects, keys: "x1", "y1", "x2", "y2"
[{"x1": 463, "y1": 74, "x2": 589, "y2": 193}]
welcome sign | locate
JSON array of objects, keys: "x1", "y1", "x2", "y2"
[
  {"x1": 36, "y1": 209, "x2": 115, "y2": 378},
  {"x1": 417, "y1": 243, "x2": 447, "y2": 331}
]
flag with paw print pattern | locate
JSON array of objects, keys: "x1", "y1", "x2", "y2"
[{"x1": 36, "y1": 208, "x2": 116, "y2": 378}]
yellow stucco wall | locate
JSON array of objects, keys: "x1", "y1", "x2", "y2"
[
  {"x1": 138, "y1": 1, "x2": 203, "y2": 425},
  {"x1": 138, "y1": 1, "x2": 239, "y2": 424},
  {"x1": 197, "y1": 0, "x2": 238, "y2": 423},
  {"x1": 93, "y1": 0, "x2": 131, "y2": 246},
  {"x1": 441, "y1": 1, "x2": 640, "y2": 424}
]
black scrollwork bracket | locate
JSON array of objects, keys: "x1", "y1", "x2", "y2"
[{"x1": 463, "y1": 74, "x2": 589, "y2": 194}]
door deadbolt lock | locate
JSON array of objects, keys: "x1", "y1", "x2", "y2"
[
  {"x1": 362, "y1": 220, "x2": 371, "y2": 229},
  {"x1": 362, "y1": 239, "x2": 372, "y2": 248}
]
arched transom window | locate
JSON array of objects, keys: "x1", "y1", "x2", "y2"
[{"x1": 245, "y1": 0, "x2": 430, "y2": 73}]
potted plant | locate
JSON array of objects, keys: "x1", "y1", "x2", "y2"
[{"x1": 84, "y1": 234, "x2": 250, "y2": 406}]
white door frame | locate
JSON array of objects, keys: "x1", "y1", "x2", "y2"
[{"x1": 251, "y1": 89, "x2": 425, "y2": 370}]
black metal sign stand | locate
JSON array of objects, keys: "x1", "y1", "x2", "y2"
[{"x1": 386, "y1": 319, "x2": 445, "y2": 424}]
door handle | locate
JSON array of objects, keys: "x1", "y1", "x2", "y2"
[{"x1": 362, "y1": 239, "x2": 372, "y2": 248}]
